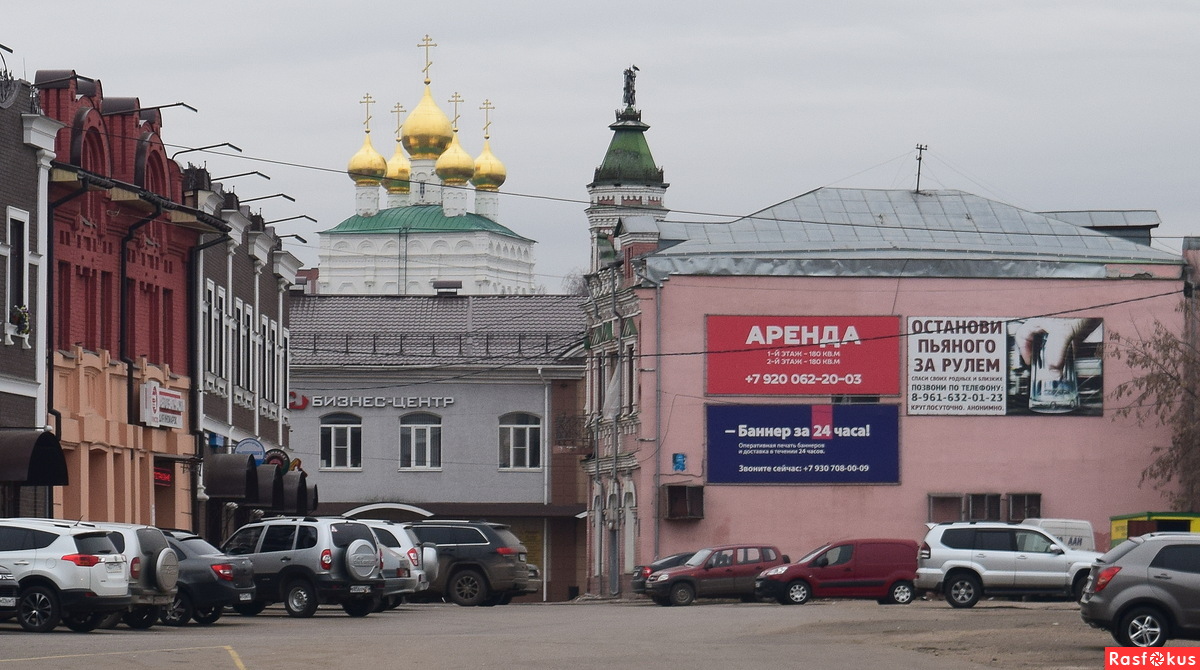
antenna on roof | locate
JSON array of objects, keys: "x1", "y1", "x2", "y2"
[{"x1": 915, "y1": 144, "x2": 928, "y2": 193}]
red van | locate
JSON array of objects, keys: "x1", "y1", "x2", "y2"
[{"x1": 754, "y1": 538, "x2": 918, "y2": 605}]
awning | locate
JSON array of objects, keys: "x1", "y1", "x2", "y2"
[
  {"x1": 251, "y1": 464, "x2": 284, "y2": 508},
  {"x1": 203, "y1": 453, "x2": 258, "y2": 500},
  {"x1": 281, "y1": 470, "x2": 308, "y2": 515},
  {"x1": 0, "y1": 430, "x2": 68, "y2": 485}
]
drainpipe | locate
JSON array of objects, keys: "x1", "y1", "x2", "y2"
[
  {"x1": 537, "y1": 366, "x2": 550, "y2": 505},
  {"x1": 188, "y1": 231, "x2": 231, "y2": 531},
  {"x1": 634, "y1": 260, "x2": 665, "y2": 561},
  {"x1": 121, "y1": 202, "x2": 162, "y2": 424}
]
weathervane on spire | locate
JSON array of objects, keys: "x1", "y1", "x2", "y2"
[
  {"x1": 418, "y1": 34, "x2": 437, "y2": 85},
  {"x1": 623, "y1": 65, "x2": 639, "y2": 108},
  {"x1": 360, "y1": 93, "x2": 375, "y2": 132},
  {"x1": 480, "y1": 99, "x2": 495, "y2": 140},
  {"x1": 448, "y1": 92, "x2": 464, "y2": 131}
]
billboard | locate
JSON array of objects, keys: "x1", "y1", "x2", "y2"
[
  {"x1": 706, "y1": 316, "x2": 901, "y2": 396},
  {"x1": 706, "y1": 404, "x2": 900, "y2": 484},
  {"x1": 906, "y1": 316, "x2": 1103, "y2": 416}
]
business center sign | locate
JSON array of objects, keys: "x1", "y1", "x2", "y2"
[
  {"x1": 706, "y1": 316, "x2": 901, "y2": 396},
  {"x1": 706, "y1": 404, "x2": 899, "y2": 484}
]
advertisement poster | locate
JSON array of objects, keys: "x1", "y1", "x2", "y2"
[
  {"x1": 706, "y1": 404, "x2": 899, "y2": 484},
  {"x1": 906, "y1": 316, "x2": 1103, "y2": 416},
  {"x1": 706, "y1": 316, "x2": 901, "y2": 396}
]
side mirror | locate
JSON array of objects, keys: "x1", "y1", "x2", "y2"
[
  {"x1": 782, "y1": 555, "x2": 790, "y2": 564},
  {"x1": 816, "y1": 557, "x2": 829, "y2": 568},
  {"x1": 1050, "y1": 545, "x2": 1064, "y2": 555}
]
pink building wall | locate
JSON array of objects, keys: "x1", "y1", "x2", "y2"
[{"x1": 633, "y1": 274, "x2": 1182, "y2": 562}]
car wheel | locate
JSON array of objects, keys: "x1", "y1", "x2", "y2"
[
  {"x1": 233, "y1": 600, "x2": 266, "y2": 616},
  {"x1": 161, "y1": 592, "x2": 194, "y2": 627},
  {"x1": 17, "y1": 586, "x2": 61, "y2": 633},
  {"x1": 1115, "y1": 606, "x2": 1168, "y2": 647},
  {"x1": 374, "y1": 595, "x2": 394, "y2": 612},
  {"x1": 782, "y1": 580, "x2": 810, "y2": 605},
  {"x1": 61, "y1": 610, "x2": 104, "y2": 632},
  {"x1": 123, "y1": 605, "x2": 161, "y2": 629},
  {"x1": 651, "y1": 596, "x2": 671, "y2": 606},
  {"x1": 284, "y1": 580, "x2": 319, "y2": 618},
  {"x1": 342, "y1": 597, "x2": 376, "y2": 617},
  {"x1": 448, "y1": 569, "x2": 488, "y2": 607},
  {"x1": 945, "y1": 574, "x2": 981, "y2": 608},
  {"x1": 669, "y1": 582, "x2": 695, "y2": 607},
  {"x1": 98, "y1": 611, "x2": 122, "y2": 629},
  {"x1": 192, "y1": 605, "x2": 223, "y2": 625},
  {"x1": 887, "y1": 580, "x2": 915, "y2": 605}
]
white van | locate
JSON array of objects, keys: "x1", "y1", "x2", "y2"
[{"x1": 1020, "y1": 518, "x2": 1095, "y2": 552}]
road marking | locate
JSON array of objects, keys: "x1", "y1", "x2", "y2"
[{"x1": 0, "y1": 645, "x2": 248, "y2": 668}]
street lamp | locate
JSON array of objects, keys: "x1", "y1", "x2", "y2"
[
  {"x1": 213, "y1": 171, "x2": 270, "y2": 182},
  {"x1": 241, "y1": 193, "x2": 296, "y2": 204},
  {"x1": 171, "y1": 142, "x2": 242, "y2": 160},
  {"x1": 264, "y1": 215, "x2": 317, "y2": 225}
]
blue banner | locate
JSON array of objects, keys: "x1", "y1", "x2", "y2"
[{"x1": 706, "y1": 404, "x2": 899, "y2": 484}]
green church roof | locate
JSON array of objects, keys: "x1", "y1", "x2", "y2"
[
  {"x1": 320, "y1": 205, "x2": 532, "y2": 242},
  {"x1": 590, "y1": 107, "x2": 665, "y2": 187}
]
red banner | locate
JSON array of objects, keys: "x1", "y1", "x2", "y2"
[{"x1": 706, "y1": 316, "x2": 901, "y2": 395}]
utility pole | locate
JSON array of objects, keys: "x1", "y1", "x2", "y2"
[{"x1": 915, "y1": 144, "x2": 928, "y2": 193}]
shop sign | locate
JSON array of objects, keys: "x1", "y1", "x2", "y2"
[
  {"x1": 706, "y1": 404, "x2": 899, "y2": 484},
  {"x1": 141, "y1": 381, "x2": 185, "y2": 429},
  {"x1": 706, "y1": 316, "x2": 900, "y2": 396}
]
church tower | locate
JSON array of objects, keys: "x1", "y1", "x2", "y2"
[{"x1": 585, "y1": 66, "x2": 669, "y2": 272}]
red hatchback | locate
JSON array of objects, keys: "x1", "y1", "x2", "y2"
[
  {"x1": 644, "y1": 544, "x2": 789, "y2": 606},
  {"x1": 755, "y1": 538, "x2": 918, "y2": 605}
]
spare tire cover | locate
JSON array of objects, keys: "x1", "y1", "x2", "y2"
[
  {"x1": 345, "y1": 538, "x2": 378, "y2": 581},
  {"x1": 153, "y1": 548, "x2": 181, "y2": 591}
]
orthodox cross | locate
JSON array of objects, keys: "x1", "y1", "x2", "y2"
[
  {"x1": 448, "y1": 92, "x2": 464, "y2": 132},
  {"x1": 418, "y1": 34, "x2": 437, "y2": 84},
  {"x1": 392, "y1": 103, "x2": 406, "y2": 138},
  {"x1": 480, "y1": 99, "x2": 495, "y2": 140},
  {"x1": 359, "y1": 93, "x2": 375, "y2": 132}
]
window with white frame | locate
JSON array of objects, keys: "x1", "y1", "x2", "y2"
[
  {"x1": 234, "y1": 300, "x2": 246, "y2": 388},
  {"x1": 320, "y1": 413, "x2": 362, "y2": 470},
  {"x1": 399, "y1": 412, "x2": 442, "y2": 469},
  {"x1": 498, "y1": 412, "x2": 541, "y2": 469},
  {"x1": 5, "y1": 208, "x2": 30, "y2": 337}
]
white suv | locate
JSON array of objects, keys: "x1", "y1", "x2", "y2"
[
  {"x1": 916, "y1": 521, "x2": 1100, "y2": 607},
  {"x1": 87, "y1": 521, "x2": 180, "y2": 629},
  {"x1": 0, "y1": 518, "x2": 130, "y2": 632},
  {"x1": 357, "y1": 519, "x2": 438, "y2": 609}
]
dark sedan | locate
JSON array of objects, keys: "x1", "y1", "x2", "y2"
[
  {"x1": 632, "y1": 551, "x2": 694, "y2": 594},
  {"x1": 159, "y1": 530, "x2": 255, "y2": 626}
]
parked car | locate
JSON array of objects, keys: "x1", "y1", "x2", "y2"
[
  {"x1": 1079, "y1": 532, "x2": 1200, "y2": 647},
  {"x1": 406, "y1": 520, "x2": 535, "y2": 606},
  {"x1": 159, "y1": 530, "x2": 255, "y2": 626},
  {"x1": 86, "y1": 521, "x2": 179, "y2": 629},
  {"x1": 0, "y1": 565, "x2": 17, "y2": 616},
  {"x1": 632, "y1": 551, "x2": 694, "y2": 594},
  {"x1": 356, "y1": 519, "x2": 437, "y2": 609},
  {"x1": 0, "y1": 517, "x2": 130, "y2": 632},
  {"x1": 1020, "y1": 518, "x2": 1096, "y2": 552},
  {"x1": 916, "y1": 521, "x2": 1099, "y2": 608},
  {"x1": 644, "y1": 544, "x2": 789, "y2": 606},
  {"x1": 756, "y1": 538, "x2": 918, "y2": 605},
  {"x1": 221, "y1": 516, "x2": 384, "y2": 618}
]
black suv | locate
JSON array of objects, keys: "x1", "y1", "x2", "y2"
[
  {"x1": 406, "y1": 520, "x2": 536, "y2": 606},
  {"x1": 221, "y1": 516, "x2": 384, "y2": 617}
]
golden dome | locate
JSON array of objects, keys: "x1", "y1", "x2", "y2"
[
  {"x1": 435, "y1": 131, "x2": 475, "y2": 185},
  {"x1": 401, "y1": 85, "x2": 454, "y2": 160},
  {"x1": 347, "y1": 131, "x2": 387, "y2": 185},
  {"x1": 383, "y1": 141, "x2": 411, "y2": 193},
  {"x1": 471, "y1": 139, "x2": 506, "y2": 191}
]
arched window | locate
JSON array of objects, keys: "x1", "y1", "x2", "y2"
[
  {"x1": 498, "y1": 412, "x2": 540, "y2": 469},
  {"x1": 400, "y1": 412, "x2": 441, "y2": 469},
  {"x1": 320, "y1": 412, "x2": 362, "y2": 470}
]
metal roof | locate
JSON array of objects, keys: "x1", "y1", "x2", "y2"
[
  {"x1": 627, "y1": 188, "x2": 1181, "y2": 281},
  {"x1": 320, "y1": 205, "x2": 532, "y2": 242},
  {"x1": 290, "y1": 294, "x2": 586, "y2": 368}
]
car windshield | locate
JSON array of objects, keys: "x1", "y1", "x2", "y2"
[
  {"x1": 685, "y1": 549, "x2": 713, "y2": 567},
  {"x1": 796, "y1": 543, "x2": 831, "y2": 564},
  {"x1": 1097, "y1": 537, "x2": 1142, "y2": 564}
]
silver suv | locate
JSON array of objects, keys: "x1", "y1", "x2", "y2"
[
  {"x1": 221, "y1": 516, "x2": 384, "y2": 617},
  {"x1": 1080, "y1": 532, "x2": 1200, "y2": 647},
  {"x1": 916, "y1": 521, "x2": 1100, "y2": 607},
  {"x1": 88, "y1": 521, "x2": 180, "y2": 629},
  {"x1": 357, "y1": 519, "x2": 438, "y2": 609},
  {"x1": 0, "y1": 518, "x2": 130, "y2": 632}
]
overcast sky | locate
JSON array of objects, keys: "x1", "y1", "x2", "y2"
[{"x1": 8, "y1": 2, "x2": 1199, "y2": 291}]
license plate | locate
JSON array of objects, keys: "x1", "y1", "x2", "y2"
[
  {"x1": 106, "y1": 562, "x2": 122, "y2": 573},
  {"x1": 239, "y1": 592, "x2": 252, "y2": 601},
  {"x1": 350, "y1": 585, "x2": 369, "y2": 594},
  {"x1": 0, "y1": 597, "x2": 14, "y2": 608}
]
